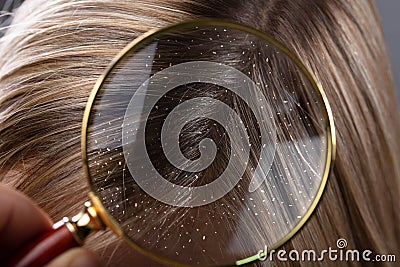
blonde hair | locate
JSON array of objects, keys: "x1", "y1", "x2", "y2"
[{"x1": 0, "y1": 0, "x2": 399, "y2": 266}]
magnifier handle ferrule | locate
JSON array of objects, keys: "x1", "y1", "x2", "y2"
[
  {"x1": 66, "y1": 201, "x2": 106, "y2": 244},
  {"x1": 4, "y1": 201, "x2": 104, "y2": 267}
]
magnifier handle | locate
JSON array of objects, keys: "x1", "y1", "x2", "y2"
[
  {"x1": 5, "y1": 222, "x2": 80, "y2": 267},
  {"x1": 5, "y1": 201, "x2": 104, "y2": 267}
]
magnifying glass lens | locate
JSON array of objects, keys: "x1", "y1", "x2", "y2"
[{"x1": 84, "y1": 22, "x2": 332, "y2": 266}]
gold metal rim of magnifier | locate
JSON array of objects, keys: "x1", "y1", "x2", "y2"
[{"x1": 81, "y1": 19, "x2": 336, "y2": 267}]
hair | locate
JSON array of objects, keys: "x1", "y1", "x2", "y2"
[{"x1": 0, "y1": 0, "x2": 399, "y2": 266}]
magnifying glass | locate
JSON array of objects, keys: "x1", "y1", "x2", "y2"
[{"x1": 6, "y1": 19, "x2": 335, "y2": 267}]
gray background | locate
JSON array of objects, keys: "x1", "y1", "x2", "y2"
[
  {"x1": 0, "y1": 0, "x2": 399, "y2": 106},
  {"x1": 376, "y1": 0, "x2": 400, "y2": 108}
]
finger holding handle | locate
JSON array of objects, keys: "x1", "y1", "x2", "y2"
[{"x1": 0, "y1": 185, "x2": 102, "y2": 267}]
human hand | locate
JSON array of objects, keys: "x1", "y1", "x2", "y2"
[{"x1": 0, "y1": 184, "x2": 100, "y2": 267}]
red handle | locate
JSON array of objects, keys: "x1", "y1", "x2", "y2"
[{"x1": 4, "y1": 223, "x2": 80, "y2": 267}]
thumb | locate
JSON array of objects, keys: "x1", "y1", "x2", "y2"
[{"x1": 45, "y1": 248, "x2": 101, "y2": 267}]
